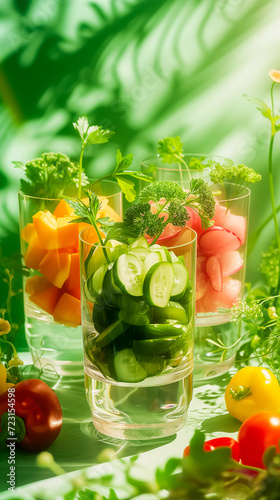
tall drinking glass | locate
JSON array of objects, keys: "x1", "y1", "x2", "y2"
[
  {"x1": 80, "y1": 227, "x2": 196, "y2": 439},
  {"x1": 140, "y1": 155, "x2": 250, "y2": 379},
  {"x1": 19, "y1": 181, "x2": 122, "y2": 378}
]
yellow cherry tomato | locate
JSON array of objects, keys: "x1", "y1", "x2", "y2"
[
  {"x1": 0, "y1": 362, "x2": 7, "y2": 394},
  {"x1": 225, "y1": 366, "x2": 280, "y2": 422}
]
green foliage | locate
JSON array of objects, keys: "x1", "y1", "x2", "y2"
[
  {"x1": 139, "y1": 180, "x2": 186, "y2": 203},
  {"x1": 209, "y1": 162, "x2": 262, "y2": 185},
  {"x1": 14, "y1": 152, "x2": 88, "y2": 198},
  {"x1": 157, "y1": 136, "x2": 184, "y2": 164},
  {"x1": 260, "y1": 241, "x2": 279, "y2": 290},
  {"x1": 73, "y1": 117, "x2": 115, "y2": 146},
  {"x1": 245, "y1": 95, "x2": 280, "y2": 136},
  {"x1": 187, "y1": 179, "x2": 216, "y2": 229}
]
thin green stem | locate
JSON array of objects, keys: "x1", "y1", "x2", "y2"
[
  {"x1": 174, "y1": 155, "x2": 192, "y2": 186},
  {"x1": 78, "y1": 144, "x2": 85, "y2": 200},
  {"x1": 91, "y1": 219, "x2": 109, "y2": 263},
  {"x1": 268, "y1": 83, "x2": 280, "y2": 297},
  {"x1": 89, "y1": 174, "x2": 112, "y2": 188}
]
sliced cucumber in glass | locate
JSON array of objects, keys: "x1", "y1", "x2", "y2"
[
  {"x1": 130, "y1": 236, "x2": 149, "y2": 249},
  {"x1": 171, "y1": 262, "x2": 189, "y2": 300},
  {"x1": 113, "y1": 349, "x2": 148, "y2": 382},
  {"x1": 95, "y1": 319, "x2": 127, "y2": 348},
  {"x1": 118, "y1": 296, "x2": 150, "y2": 325},
  {"x1": 128, "y1": 247, "x2": 150, "y2": 262},
  {"x1": 113, "y1": 253, "x2": 143, "y2": 297},
  {"x1": 135, "y1": 353, "x2": 165, "y2": 376},
  {"x1": 141, "y1": 322, "x2": 189, "y2": 339},
  {"x1": 141, "y1": 251, "x2": 162, "y2": 281},
  {"x1": 152, "y1": 301, "x2": 188, "y2": 324},
  {"x1": 133, "y1": 336, "x2": 184, "y2": 357},
  {"x1": 143, "y1": 262, "x2": 174, "y2": 307},
  {"x1": 92, "y1": 303, "x2": 119, "y2": 333}
]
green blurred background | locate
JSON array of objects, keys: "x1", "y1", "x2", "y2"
[{"x1": 0, "y1": 0, "x2": 280, "y2": 348}]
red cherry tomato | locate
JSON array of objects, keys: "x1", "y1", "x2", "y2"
[
  {"x1": 183, "y1": 436, "x2": 240, "y2": 462},
  {"x1": 238, "y1": 411, "x2": 280, "y2": 469}
]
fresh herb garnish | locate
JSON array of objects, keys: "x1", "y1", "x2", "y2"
[
  {"x1": 73, "y1": 116, "x2": 115, "y2": 199},
  {"x1": 13, "y1": 152, "x2": 88, "y2": 199},
  {"x1": 102, "y1": 180, "x2": 214, "y2": 245},
  {"x1": 14, "y1": 116, "x2": 153, "y2": 202},
  {"x1": 209, "y1": 162, "x2": 262, "y2": 187}
]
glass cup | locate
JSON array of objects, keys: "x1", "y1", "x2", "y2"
[
  {"x1": 80, "y1": 226, "x2": 196, "y2": 439},
  {"x1": 140, "y1": 155, "x2": 250, "y2": 379},
  {"x1": 18, "y1": 180, "x2": 122, "y2": 378}
]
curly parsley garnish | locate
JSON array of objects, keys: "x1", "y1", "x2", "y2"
[
  {"x1": 13, "y1": 152, "x2": 88, "y2": 199},
  {"x1": 209, "y1": 162, "x2": 261, "y2": 186}
]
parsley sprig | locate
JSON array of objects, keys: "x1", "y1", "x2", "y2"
[
  {"x1": 73, "y1": 117, "x2": 153, "y2": 201},
  {"x1": 13, "y1": 152, "x2": 88, "y2": 199}
]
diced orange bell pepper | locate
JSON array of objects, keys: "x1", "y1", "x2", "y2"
[
  {"x1": 24, "y1": 234, "x2": 48, "y2": 270},
  {"x1": 53, "y1": 199, "x2": 74, "y2": 217},
  {"x1": 53, "y1": 293, "x2": 81, "y2": 326},
  {"x1": 39, "y1": 250, "x2": 71, "y2": 288},
  {"x1": 65, "y1": 253, "x2": 80, "y2": 291},
  {"x1": 29, "y1": 286, "x2": 59, "y2": 315},
  {"x1": 67, "y1": 287, "x2": 81, "y2": 300},
  {"x1": 25, "y1": 275, "x2": 51, "y2": 295},
  {"x1": 21, "y1": 223, "x2": 36, "y2": 243},
  {"x1": 33, "y1": 211, "x2": 58, "y2": 250},
  {"x1": 57, "y1": 217, "x2": 79, "y2": 249}
]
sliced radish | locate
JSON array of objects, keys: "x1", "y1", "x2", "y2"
[
  {"x1": 205, "y1": 256, "x2": 223, "y2": 292},
  {"x1": 196, "y1": 256, "x2": 210, "y2": 300},
  {"x1": 219, "y1": 251, "x2": 243, "y2": 276},
  {"x1": 223, "y1": 213, "x2": 246, "y2": 245},
  {"x1": 145, "y1": 225, "x2": 183, "y2": 246},
  {"x1": 213, "y1": 203, "x2": 227, "y2": 227},
  {"x1": 199, "y1": 278, "x2": 241, "y2": 313},
  {"x1": 198, "y1": 226, "x2": 241, "y2": 255},
  {"x1": 213, "y1": 202, "x2": 246, "y2": 245}
]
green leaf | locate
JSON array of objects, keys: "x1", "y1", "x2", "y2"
[
  {"x1": 116, "y1": 177, "x2": 136, "y2": 202},
  {"x1": 12, "y1": 161, "x2": 25, "y2": 170},
  {"x1": 73, "y1": 116, "x2": 115, "y2": 146},
  {"x1": 157, "y1": 136, "x2": 184, "y2": 164},
  {"x1": 117, "y1": 171, "x2": 154, "y2": 183},
  {"x1": 73, "y1": 116, "x2": 90, "y2": 141},
  {"x1": 86, "y1": 126, "x2": 115, "y2": 145},
  {"x1": 113, "y1": 150, "x2": 133, "y2": 173}
]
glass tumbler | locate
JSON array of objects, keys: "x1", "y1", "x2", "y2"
[
  {"x1": 80, "y1": 226, "x2": 196, "y2": 439},
  {"x1": 19, "y1": 181, "x2": 122, "y2": 378}
]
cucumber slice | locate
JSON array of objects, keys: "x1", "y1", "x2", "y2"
[
  {"x1": 95, "y1": 319, "x2": 127, "y2": 348},
  {"x1": 118, "y1": 296, "x2": 150, "y2": 325},
  {"x1": 152, "y1": 301, "x2": 188, "y2": 324},
  {"x1": 133, "y1": 336, "x2": 184, "y2": 357},
  {"x1": 113, "y1": 349, "x2": 147, "y2": 382},
  {"x1": 84, "y1": 263, "x2": 111, "y2": 303},
  {"x1": 128, "y1": 247, "x2": 150, "y2": 262},
  {"x1": 130, "y1": 236, "x2": 149, "y2": 249},
  {"x1": 92, "y1": 304, "x2": 119, "y2": 333},
  {"x1": 151, "y1": 246, "x2": 171, "y2": 262},
  {"x1": 85, "y1": 245, "x2": 107, "y2": 277},
  {"x1": 143, "y1": 262, "x2": 174, "y2": 307},
  {"x1": 102, "y1": 269, "x2": 122, "y2": 307},
  {"x1": 113, "y1": 254, "x2": 143, "y2": 297},
  {"x1": 141, "y1": 251, "x2": 162, "y2": 281},
  {"x1": 141, "y1": 323, "x2": 189, "y2": 339},
  {"x1": 135, "y1": 353, "x2": 165, "y2": 376},
  {"x1": 107, "y1": 239, "x2": 128, "y2": 262},
  {"x1": 171, "y1": 262, "x2": 189, "y2": 300}
]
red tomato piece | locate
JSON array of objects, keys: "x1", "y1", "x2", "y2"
[
  {"x1": 183, "y1": 436, "x2": 240, "y2": 462},
  {"x1": 238, "y1": 411, "x2": 280, "y2": 469}
]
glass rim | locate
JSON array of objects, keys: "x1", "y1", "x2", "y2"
[
  {"x1": 211, "y1": 182, "x2": 251, "y2": 202},
  {"x1": 79, "y1": 226, "x2": 197, "y2": 248},
  {"x1": 140, "y1": 153, "x2": 232, "y2": 168},
  {"x1": 18, "y1": 179, "x2": 121, "y2": 202}
]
